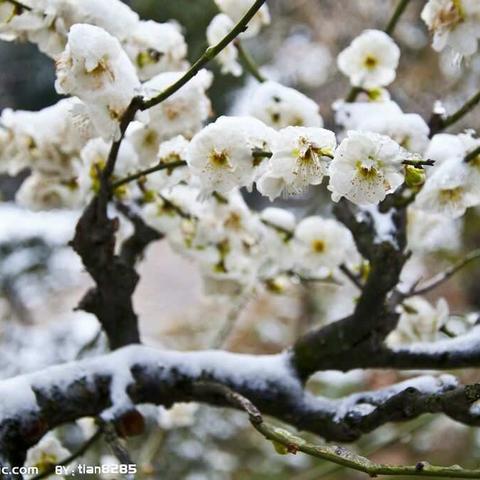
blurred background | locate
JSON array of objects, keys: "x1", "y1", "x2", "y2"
[{"x1": 1, "y1": 0, "x2": 480, "y2": 478}]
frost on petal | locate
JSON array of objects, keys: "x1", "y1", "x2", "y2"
[{"x1": 55, "y1": 24, "x2": 140, "y2": 140}]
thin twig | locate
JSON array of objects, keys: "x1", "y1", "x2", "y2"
[
  {"x1": 260, "y1": 219, "x2": 294, "y2": 241},
  {"x1": 408, "y1": 248, "x2": 480, "y2": 297},
  {"x1": 339, "y1": 264, "x2": 363, "y2": 290},
  {"x1": 100, "y1": 421, "x2": 135, "y2": 479},
  {"x1": 235, "y1": 40, "x2": 266, "y2": 82},
  {"x1": 140, "y1": 0, "x2": 267, "y2": 111},
  {"x1": 402, "y1": 159, "x2": 435, "y2": 167},
  {"x1": 465, "y1": 145, "x2": 480, "y2": 163},
  {"x1": 101, "y1": 0, "x2": 266, "y2": 188},
  {"x1": 7, "y1": 0, "x2": 32, "y2": 11},
  {"x1": 199, "y1": 382, "x2": 480, "y2": 479},
  {"x1": 435, "y1": 89, "x2": 480, "y2": 134},
  {"x1": 31, "y1": 430, "x2": 101, "y2": 480},
  {"x1": 111, "y1": 160, "x2": 187, "y2": 190},
  {"x1": 254, "y1": 421, "x2": 480, "y2": 478},
  {"x1": 385, "y1": 0, "x2": 411, "y2": 35}
]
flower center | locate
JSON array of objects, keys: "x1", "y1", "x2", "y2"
[
  {"x1": 209, "y1": 149, "x2": 230, "y2": 169},
  {"x1": 311, "y1": 239, "x2": 326, "y2": 253},
  {"x1": 356, "y1": 161, "x2": 378, "y2": 180},
  {"x1": 364, "y1": 55, "x2": 378, "y2": 69},
  {"x1": 434, "y1": 0, "x2": 464, "y2": 29},
  {"x1": 439, "y1": 187, "x2": 463, "y2": 203}
]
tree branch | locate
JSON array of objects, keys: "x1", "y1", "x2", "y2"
[
  {"x1": 203, "y1": 382, "x2": 480, "y2": 479},
  {"x1": 465, "y1": 145, "x2": 480, "y2": 163},
  {"x1": 385, "y1": 0, "x2": 411, "y2": 36},
  {"x1": 234, "y1": 40, "x2": 266, "y2": 82},
  {"x1": 2, "y1": 345, "x2": 480, "y2": 468},
  {"x1": 293, "y1": 199, "x2": 409, "y2": 379},
  {"x1": 407, "y1": 248, "x2": 480, "y2": 297},
  {"x1": 430, "y1": 89, "x2": 480, "y2": 135},
  {"x1": 111, "y1": 161, "x2": 187, "y2": 190},
  {"x1": 139, "y1": 0, "x2": 267, "y2": 111},
  {"x1": 31, "y1": 431, "x2": 101, "y2": 480},
  {"x1": 71, "y1": 0, "x2": 267, "y2": 350}
]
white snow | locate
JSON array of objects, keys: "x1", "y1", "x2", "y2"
[
  {"x1": 0, "y1": 203, "x2": 79, "y2": 244},
  {"x1": 357, "y1": 205, "x2": 398, "y2": 247}
]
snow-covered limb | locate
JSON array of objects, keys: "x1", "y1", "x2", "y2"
[
  {"x1": 293, "y1": 197, "x2": 408, "y2": 378},
  {"x1": 0, "y1": 345, "x2": 480, "y2": 469}
]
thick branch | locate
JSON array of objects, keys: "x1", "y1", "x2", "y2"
[
  {"x1": 1, "y1": 346, "x2": 480, "y2": 465},
  {"x1": 71, "y1": 0, "x2": 267, "y2": 349},
  {"x1": 293, "y1": 200, "x2": 409, "y2": 379}
]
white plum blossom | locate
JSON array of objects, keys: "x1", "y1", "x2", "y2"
[
  {"x1": 334, "y1": 101, "x2": 430, "y2": 154},
  {"x1": 257, "y1": 126, "x2": 336, "y2": 200},
  {"x1": 158, "y1": 403, "x2": 199, "y2": 429},
  {"x1": 407, "y1": 207, "x2": 461, "y2": 253},
  {"x1": 63, "y1": 0, "x2": 139, "y2": 42},
  {"x1": 15, "y1": 172, "x2": 86, "y2": 210},
  {"x1": 79, "y1": 138, "x2": 138, "y2": 198},
  {"x1": 144, "y1": 135, "x2": 190, "y2": 191},
  {"x1": 186, "y1": 118, "x2": 255, "y2": 195},
  {"x1": 214, "y1": 0, "x2": 270, "y2": 38},
  {"x1": 55, "y1": 24, "x2": 141, "y2": 140},
  {"x1": 272, "y1": 34, "x2": 332, "y2": 89},
  {"x1": 260, "y1": 207, "x2": 296, "y2": 234},
  {"x1": 337, "y1": 29, "x2": 401, "y2": 89},
  {"x1": 126, "y1": 121, "x2": 163, "y2": 166},
  {"x1": 25, "y1": 434, "x2": 70, "y2": 477},
  {"x1": 207, "y1": 14, "x2": 242, "y2": 77},
  {"x1": 334, "y1": 100, "x2": 403, "y2": 131},
  {"x1": 414, "y1": 158, "x2": 480, "y2": 218},
  {"x1": 247, "y1": 81, "x2": 323, "y2": 129},
  {"x1": 425, "y1": 132, "x2": 480, "y2": 186},
  {"x1": 388, "y1": 296, "x2": 449, "y2": 345},
  {"x1": 294, "y1": 216, "x2": 355, "y2": 275},
  {"x1": 421, "y1": 0, "x2": 480, "y2": 56},
  {"x1": 187, "y1": 116, "x2": 275, "y2": 195},
  {"x1": 0, "y1": 98, "x2": 89, "y2": 177},
  {"x1": 424, "y1": 133, "x2": 465, "y2": 168},
  {"x1": 258, "y1": 207, "x2": 296, "y2": 277},
  {"x1": 124, "y1": 20, "x2": 188, "y2": 80},
  {"x1": 142, "y1": 183, "x2": 201, "y2": 236},
  {"x1": 328, "y1": 131, "x2": 405, "y2": 205}
]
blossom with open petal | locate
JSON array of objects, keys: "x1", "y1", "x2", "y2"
[
  {"x1": 337, "y1": 29, "x2": 400, "y2": 89},
  {"x1": 328, "y1": 131, "x2": 405, "y2": 205}
]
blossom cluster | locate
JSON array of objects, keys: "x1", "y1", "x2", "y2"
[{"x1": 1, "y1": 0, "x2": 480, "y2": 350}]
